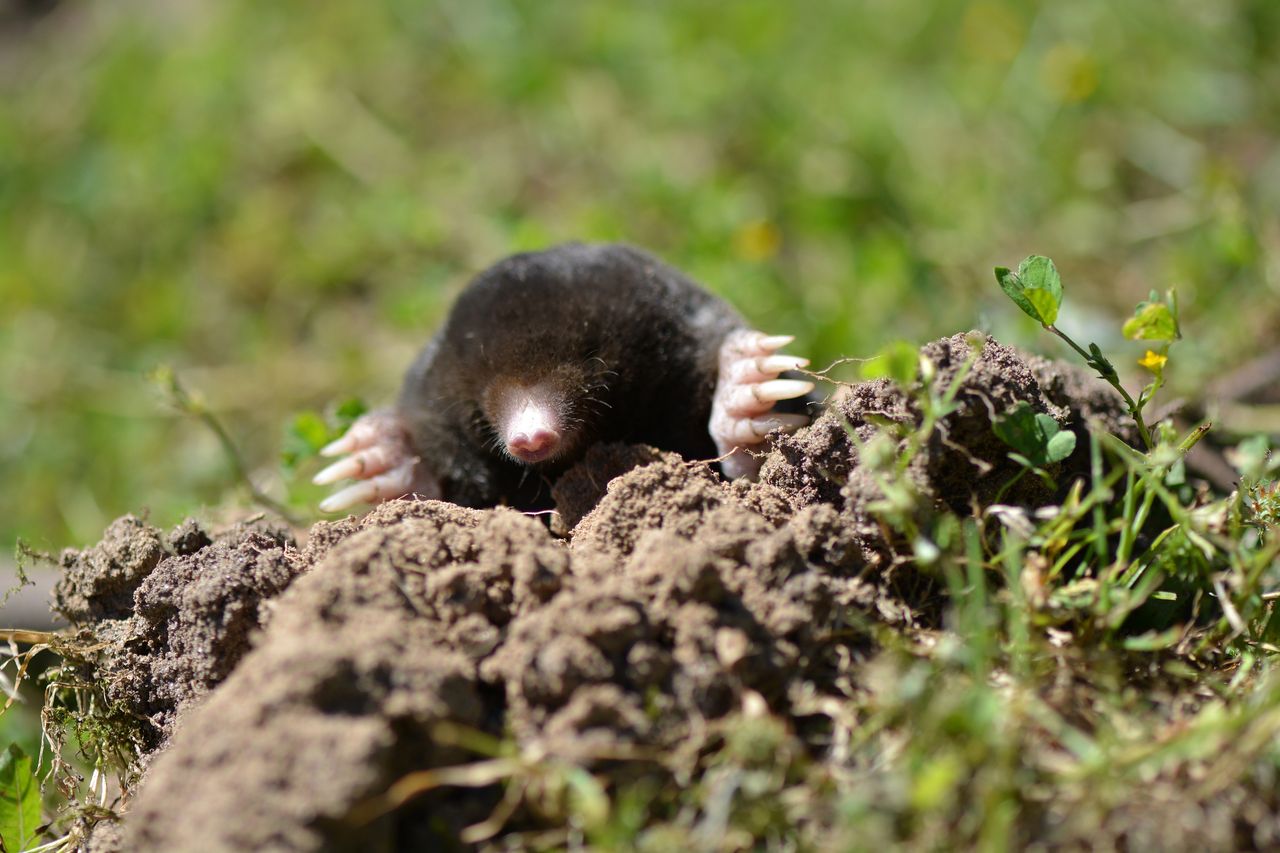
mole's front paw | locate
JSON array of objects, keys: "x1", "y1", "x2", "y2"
[
  {"x1": 313, "y1": 410, "x2": 439, "y2": 513},
  {"x1": 709, "y1": 330, "x2": 814, "y2": 480}
]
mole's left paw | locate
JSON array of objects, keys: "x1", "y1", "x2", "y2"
[
  {"x1": 709, "y1": 330, "x2": 814, "y2": 480},
  {"x1": 313, "y1": 410, "x2": 439, "y2": 513}
]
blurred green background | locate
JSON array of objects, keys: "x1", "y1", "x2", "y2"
[{"x1": 1, "y1": 0, "x2": 1277, "y2": 555}]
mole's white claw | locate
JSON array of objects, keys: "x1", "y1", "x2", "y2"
[
  {"x1": 319, "y1": 483, "x2": 375, "y2": 514},
  {"x1": 718, "y1": 330, "x2": 796, "y2": 364},
  {"x1": 757, "y1": 334, "x2": 795, "y2": 351},
  {"x1": 319, "y1": 434, "x2": 357, "y2": 458},
  {"x1": 725, "y1": 354, "x2": 810, "y2": 384},
  {"x1": 758, "y1": 354, "x2": 809, "y2": 373},
  {"x1": 754, "y1": 378, "x2": 815, "y2": 404},
  {"x1": 318, "y1": 459, "x2": 419, "y2": 514},
  {"x1": 313, "y1": 457, "x2": 356, "y2": 486},
  {"x1": 723, "y1": 379, "x2": 815, "y2": 415},
  {"x1": 312, "y1": 444, "x2": 399, "y2": 486},
  {"x1": 709, "y1": 328, "x2": 814, "y2": 481}
]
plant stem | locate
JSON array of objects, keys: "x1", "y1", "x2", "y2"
[
  {"x1": 1046, "y1": 325, "x2": 1154, "y2": 451},
  {"x1": 158, "y1": 369, "x2": 301, "y2": 525},
  {"x1": 0, "y1": 629, "x2": 54, "y2": 645}
]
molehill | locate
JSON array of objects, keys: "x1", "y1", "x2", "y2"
[{"x1": 48, "y1": 334, "x2": 1132, "y2": 851}]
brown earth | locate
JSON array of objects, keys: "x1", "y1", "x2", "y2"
[{"x1": 50, "y1": 334, "x2": 1130, "y2": 851}]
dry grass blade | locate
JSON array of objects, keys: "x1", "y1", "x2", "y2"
[{"x1": 348, "y1": 757, "x2": 523, "y2": 825}]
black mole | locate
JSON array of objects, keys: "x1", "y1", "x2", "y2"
[{"x1": 315, "y1": 243, "x2": 812, "y2": 513}]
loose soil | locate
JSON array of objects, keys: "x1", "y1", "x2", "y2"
[{"x1": 48, "y1": 334, "x2": 1137, "y2": 851}]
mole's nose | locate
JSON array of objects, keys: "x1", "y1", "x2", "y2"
[{"x1": 508, "y1": 428, "x2": 560, "y2": 462}]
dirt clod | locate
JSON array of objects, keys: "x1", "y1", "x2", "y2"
[
  {"x1": 53, "y1": 517, "x2": 305, "y2": 754},
  {"x1": 55, "y1": 515, "x2": 166, "y2": 624}
]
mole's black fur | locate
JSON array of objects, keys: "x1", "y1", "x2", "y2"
[{"x1": 397, "y1": 243, "x2": 746, "y2": 510}]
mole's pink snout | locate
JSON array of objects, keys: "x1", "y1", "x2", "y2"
[
  {"x1": 504, "y1": 398, "x2": 562, "y2": 464},
  {"x1": 508, "y1": 427, "x2": 559, "y2": 461}
]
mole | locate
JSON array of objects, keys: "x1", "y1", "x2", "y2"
[{"x1": 314, "y1": 242, "x2": 814, "y2": 513}]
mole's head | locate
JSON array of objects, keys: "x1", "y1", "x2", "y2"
[
  {"x1": 439, "y1": 247, "x2": 634, "y2": 469},
  {"x1": 477, "y1": 360, "x2": 609, "y2": 468}
]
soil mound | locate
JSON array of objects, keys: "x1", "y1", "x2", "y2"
[{"x1": 48, "y1": 334, "x2": 1126, "y2": 851}]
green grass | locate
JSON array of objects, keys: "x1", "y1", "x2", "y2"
[{"x1": 1, "y1": 0, "x2": 1278, "y2": 551}]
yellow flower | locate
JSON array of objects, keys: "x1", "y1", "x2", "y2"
[
  {"x1": 1138, "y1": 350, "x2": 1167, "y2": 372},
  {"x1": 734, "y1": 220, "x2": 781, "y2": 262}
]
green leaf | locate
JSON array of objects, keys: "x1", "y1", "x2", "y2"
[
  {"x1": 281, "y1": 411, "x2": 330, "y2": 472},
  {"x1": 993, "y1": 403, "x2": 1041, "y2": 456},
  {"x1": 1017, "y1": 255, "x2": 1063, "y2": 326},
  {"x1": 0, "y1": 744, "x2": 41, "y2": 853},
  {"x1": 993, "y1": 402, "x2": 1077, "y2": 467},
  {"x1": 1007, "y1": 451, "x2": 1035, "y2": 469},
  {"x1": 564, "y1": 766, "x2": 610, "y2": 830},
  {"x1": 1085, "y1": 343, "x2": 1118, "y2": 381},
  {"x1": 861, "y1": 340, "x2": 919, "y2": 387},
  {"x1": 995, "y1": 266, "x2": 1035, "y2": 321},
  {"x1": 293, "y1": 411, "x2": 330, "y2": 452},
  {"x1": 1024, "y1": 287, "x2": 1060, "y2": 326},
  {"x1": 994, "y1": 255, "x2": 1063, "y2": 326},
  {"x1": 333, "y1": 397, "x2": 369, "y2": 428},
  {"x1": 1044, "y1": 430, "x2": 1078, "y2": 464},
  {"x1": 1122, "y1": 300, "x2": 1179, "y2": 342}
]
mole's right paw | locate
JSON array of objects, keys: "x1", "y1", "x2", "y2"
[
  {"x1": 313, "y1": 410, "x2": 439, "y2": 513},
  {"x1": 709, "y1": 330, "x2": 814, "y2": 480}
]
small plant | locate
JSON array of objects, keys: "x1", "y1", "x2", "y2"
[
  {"x1": 995, "y1": 255, "x2": 1182, "y2": 452},
  {"x1": 985, "y1": 256, "x2": 1280, "y2": 654},
  {"x1": 1229, "y1": 436, "x2": 1280, "y2": 538},
  {"x1": 991, "y1": 401, "x2": 1077, "y2": 498},
  {"x1": 281, "y1": 399, "x2": 368, "y2": 475}
]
